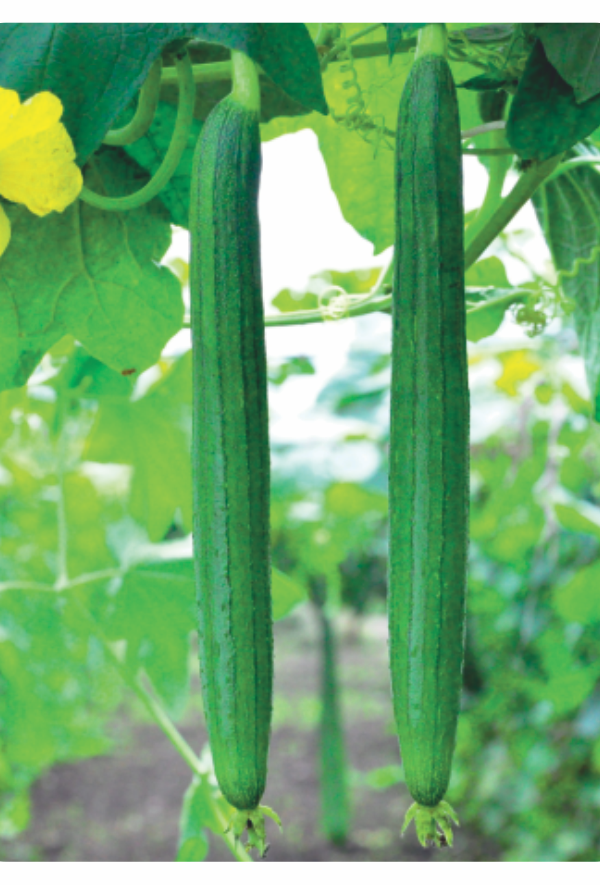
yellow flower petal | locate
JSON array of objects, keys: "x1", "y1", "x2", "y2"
[
  {"x1": 0, "y1": 121, "x2": 82, "y2": 215},
  {"x1": 0, "y1": 203, "x2": 11, "y2": 257},
  {"x1": 0, "y1": 89, "x2": 21, "y2": 128},
  {"x1": 0, "y1": 89, "x2": 63, "y2": 152}
]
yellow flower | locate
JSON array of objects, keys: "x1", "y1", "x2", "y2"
[{"x1": 0, "y1": 87, "x2": 83, "y2": 256}]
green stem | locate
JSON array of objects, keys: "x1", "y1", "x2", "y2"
[
  {"x1": 79, "y1": 51, "x2": 195, "y2": 212},
  {"x1": 161, "y1": 60, "x2": 232, "y2": 86},
  {"x1": 182, "y1": 281, "x2": 528, "y2": 330},
  {"x1": 545, "y1": 156, "x2": 600, "y2": 183},
  {"x1": 103, "y1": 58, "x2": 163, "y2": 146},
  {"x1": 416, "y1": 24, "x2": 447, "y2": 59},
  {"x1": 230, "y1": 50, "x2": 261, "y2": 111},
  {"x1": 461, "y1": 121, "x2": 506, "y2": 140},
  {"x1": 464, "y1": 154, "x2": 563, "y2": 269},
  {"x1": 466, "y1": 289, "x2": 527, "y2": 315},
  {"x1": 0, "y1": 581, "x2": 54, "y2": 593},
  {"x1": 266, "y1": 296, "x2": 392, "y2": 325},
  {"x1": 160, "y1": 36, "x2": 424, "y2": 86},
  {"x1": 465, "y1": 129, "x2": 512, "y2": 249},
  {"x1": 462, "y1": 147, "x2": 513, "y2": 156}
]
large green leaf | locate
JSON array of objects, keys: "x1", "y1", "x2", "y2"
[
  {"x1": 507, "y1": 40, "x2": 600, "y2": 160},
  {"x1": 262, "y1": 49, "x2": 480, "y2": 253},
  {"x1": 466, "y1": 289, "x2": 520, "y2": 343},
  {"x1": 0, "y1": 150, "x2": 182, "y2": 392},
  {"x1": 0, "y1": 589, "x2": 119, "y2": 773},
  {"x1": 106, "y1": 559, "x2": 196, "y2": 714},
  {"x1": 84, "y1": 354, "x2": 193, "y2": 543},
  {"x1": 532, "y1": 147, "x2": 600, "y2": 419},
  {"x1": 0, "y1": 24, "x2": 326, "y2": 163},
  {"x1": 537, "y1": 24, "x2": 600, "y2": 104},
  {"x1": 104, "y1": 553, "x2": 306, "y2": 712}
]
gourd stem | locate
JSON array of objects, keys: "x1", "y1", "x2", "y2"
[
  {"x1": 79, "y1": 51, "x2": 195, "y2": 212},
  {"x1": 416, "y1": 24, "x2": 447, "y2": 59},
  {"x1": 103, "y1": 57, "x2": 163, "y2": 146},
  {"x1": 230, "y1": 50, "x2": 261, "y2": 111},
  {"x1": 465, "y1": 153, "x2": 563, "y2": 269}
]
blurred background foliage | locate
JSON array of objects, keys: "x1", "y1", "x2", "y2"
[{"x1": 2, "y1": 250, "x2": 600, "y2": 859}]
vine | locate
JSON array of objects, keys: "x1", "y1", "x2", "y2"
[
  {"x1": 103, "y1": 58, "x2": 163, "y2": 147},
  {"x1": 80, "y1": 51, "x2": 195, "y2": 212},
  {"x1": 328, "y1": 24, "x2": 395, "y2": 155},
  {"x1": 326, "y1": 33, "x2": 516, "y2": 159}
]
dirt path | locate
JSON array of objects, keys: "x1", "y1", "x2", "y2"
[{"x1": 2, "y1": 610, "x2": 497, "y2": 862}]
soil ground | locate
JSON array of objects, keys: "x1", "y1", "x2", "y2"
[{"x1": 1, "y1": 608, "x2": 499, "y2": 862}]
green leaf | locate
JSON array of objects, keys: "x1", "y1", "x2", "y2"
[
  {"x1": 384, "y1": 24, "x2": 423, "y2": 59},
  {"x1": 0, "y1": 590, "x2": 118, "y2": 774},
  {"x1": 177, "y1": 770, "x2": 230, "y2": 859},
  {"x1": 459, "y1": 73, "x2": 515, "y2": 91},
  {"x1": 272, "y1": 568, "x2": 306, "y2": 620},
  {"x1": 0, "y1": 150, "x2": 182, "y2": 392},
  {"x1": 537, "y1": 666, "x2": 600, "y2": 716},
  {"x1": 532, "y1": 149, "x2": 600, "y2": 418},
  {"x1": 105, "y1": 552, "x2": 306, "y2": 710},
  {"x1": 465, "y1": 257, "x2": 511, "y2": 288},
  {"x1": 538, "y1": 24, "x2": 600, "y2": 104},
  {"x1": 507, "y1": 40, "x2": 600, "y2": 160},
  {"x1": 64, "y1": 472, "x2": 119, "y2": 579},
  {"x1": 176, "y1": 836, "x2": 209, "y2": 862},
  {"x1": 0, "y1": 792, "x2": 30, "y2": 838},
  {"x1": 106, "y1": 559, "x2": 196, "y2": 714},
  {"x1": 268, "y1": 356, "x2": 315, "y2": 386},
  {"x1": 0, "y1": 24, "x2": 326, "y2": 163},
  {"x1": 363, "y1": 764, "x2": 404, "y2": 790},
  {"x1": 272, "y1": 287, "x2": 319, "y2": 313},
  {"x1": 262, "y1": 57, "x2": 482, "y2": 253},
  {"x1": 555, "y1": 560, "x2": 600, "y2": 624},
  {"x1": 85, "y1": 354, "x2": 193, "y2": 542},
  {"x1": 466, "y1": 288, "x2": 520, "y2": 342},
  {"x1": 554, "y1": 499, "x2": 600, "y2": 542},
  {"x1": 124, "y1": 102, "x2": 203, "y2": 228}
]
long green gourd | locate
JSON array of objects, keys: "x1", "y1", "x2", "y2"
[
  {"x1": 189, "y1": 49, "x2": 278, "y2": 858},
  {"x1": 388, "y1": 24, "x2": 469, "y2": 848}
]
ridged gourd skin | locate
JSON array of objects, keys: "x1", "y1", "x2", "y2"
[
  {"x1": 190, "y1": 94, "x2": 272, "y2": 813},
  {"x1": 389, "y1": 53, "x2": 469, "y2": 809}
]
